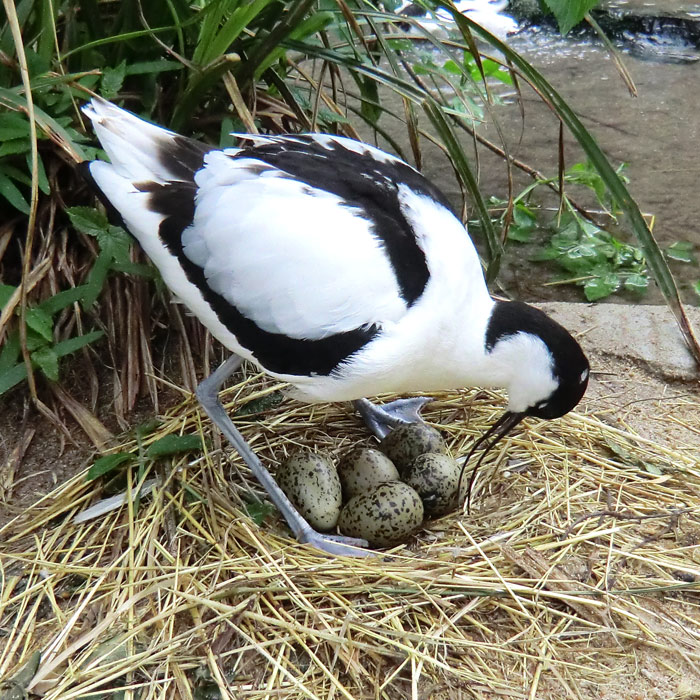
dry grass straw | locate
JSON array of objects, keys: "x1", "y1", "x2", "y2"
[{"x1": 1, "y1": 371, "x2": 700, "y2": 699}]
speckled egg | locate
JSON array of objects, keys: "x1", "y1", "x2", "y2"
[
  {"x1": 337, "y1": 481, "x2": 424, "y2": 547},
  {"x1": 337, "y1": 448, "x2": 400, "y2": 499},
  {"x1": 403, "y1": 453, "x2": 462, "y2": 517},
  {"x1": 378, "y1": 422, "x2": 447, "y2": 474},
  {"x1": 276, "y1": 452, "x2": 342, "y2": 531}
]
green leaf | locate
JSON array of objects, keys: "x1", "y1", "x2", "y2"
[
  {"x1": 0, "y1": 331, "x2": 20, "y2": 372},
  {"x1": 250, "y1": 7, "x2": 334, "y2": 82},
  {"x1": 182, "y1": 483, "x2": 205, "y2": 504},
  {"x1": 1, "y1": 650, "x2": 41, "y2": 699},
  {"x1": 25, "y1": 328, "x2": 47, "y2": 351},
  {"x1": 513, "y1": 204, "x2": 536, "y2": 225},
  {"x1": 86, "y1": 453, "x2": 134, "y2": 481},
  {"x1": 358, "y1": 75, "x2": 381, "y2": 125},
  {"x1": 110, "y1": 261, "x2": 156, "y2": 278},
  {"x1": 100, "y1": 60, "x2": 127, "y2": 100},
  {"x1": 442, "y1": 59, "x2": 461, "y2": 75},
  {"x1": 0, "y1": 137, "x2": 30, "y2": 157},
  {"x1": 624, "y1": 274, "x2": 649, "y2": 293},
  {"x1": 125, "y1": 59, "x2": 184, "y2": 76},
  {"x1": 551, "y1": 228, "x2": 581, "y2": 250},
  {"x1": 478, "y1": 59, "x2": 513, "y2": 86},
  {"x1": 83, "y1": 248, "x2": 113, "y2": 307},
  {"x1": 542, "y1": 0, "x2": 600, "y2": 35},
  {"x1": 530, "y1": 247, "x2": 560, "y2": 262},
  {"x1": 560, "y1": 243, "x2": 601, "y2": 272},
  {"x1": 99, "y1": 226, "x2": 132, "y2": 265},
  {"x1": 603, "y1": 436, "x2": 636, "y2": 463},
  {"x1": 0, "y1": 89, "x2": 87, "y2": 162},
  {"x1": 31, "y1": 346, "x2": 59, "y2": 381},
  {"x1": 25, "y1": 307, "x2": 53, "y2": 342},
  {"x1": 584, "y1": 273, "x2": 619, "y2": 301},
  {"x1": 0, "y1": 171, "x2": 30, "y2": 213},
  {"x1": 52, "y1": 330, "x2": 104, "y2": 358},
  {"x1": 0, "y1": 361, "x2": 28, "y2": 396},
  {"x1": 67, "y1": 206, "x2": 110, "y2": 237},
  {"x1": 0, "y1": 112, "x2": 30, "y2": 140},
  {"x1": 507, "y1": 204, "x2": 537, "y2": 243},
  {"x1": 28, "y1": 151, "x2": 50, "y2": 195},
  {"x1": 604, "y1": 436, "x2": 664, "y2": 475},
  {"x1": 146, "y1": 434, "x2": 204, "y2": 459},
  {"x1": 234, "y1": 391, "x2": 284, "y2": 417},
  {"x1": 134, "y1": 419, "x2": 161, "y2": 439},
  {"x1": 204, "y1": 0, "x2": 278, "y2": 65},
  {"x1": 665, "y1": 241, "x2": 696, "y2": 264},
  {"x1": 507, "y1": 224, "x2": 533, "y2": 243},
  {"x1": 643, "y1": 461, "x2": 664, "y2": 476},
  {"x1": 38, "y1": 285, "x2": 92, "y2": 315},
  {"x1": 694, "y1": 280, "x2": 700, "y2": 299},
  {"x1": 412, "y1": 63, "x2": 430, "y2": 76},
  {"x1": 0, "y1": 284, "x2": 16, "y2": 309}
]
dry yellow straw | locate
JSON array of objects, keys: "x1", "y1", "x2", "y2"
[{"x1": 1, "y1": 373, "x2": 699, "y2": 699}]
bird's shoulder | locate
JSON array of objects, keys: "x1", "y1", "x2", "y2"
[{"x1": 195, "y1": 133, "x2": 454, "y2": 214}]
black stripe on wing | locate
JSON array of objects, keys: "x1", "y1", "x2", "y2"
[
  {"x1": 140, "y1": 181, "x2": 379, "y2": 377},
  {"x1": 156, "y1": 134, "x2": 215, "y2": 181},
  {"x1": 83, "y1": 131, "x2": 213, "y2": 225},
  {"x1": 232, "y1": 137, "x2": 453, "y2": 307}
]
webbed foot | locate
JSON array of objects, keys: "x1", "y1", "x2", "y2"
[{"x1": 354, "y1": 397, "x2": 433, "y2": 439}]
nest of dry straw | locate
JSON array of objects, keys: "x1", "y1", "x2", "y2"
[{"x1": 1, "y1": 372, "x2": 700, "y2": 699}]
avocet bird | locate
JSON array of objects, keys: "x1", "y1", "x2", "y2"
[{"x1": 82, "y1": 98, "x2": 588, "y2": 556}]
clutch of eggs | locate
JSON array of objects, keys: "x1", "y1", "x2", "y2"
[{"x1": 276, "y1": 423, "x2": 463, "y2": 548}]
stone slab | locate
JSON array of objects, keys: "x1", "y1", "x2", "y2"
[{"x1": 537, "y1": 302, "x2": 700, "y2": 382}]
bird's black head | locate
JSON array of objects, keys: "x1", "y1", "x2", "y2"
[
  {"x1": 485, "y1": 300, "x2": 589, "y2": 419},
  {"x1": 460, "y1": 301, "x2": 589, "y2": 511}
]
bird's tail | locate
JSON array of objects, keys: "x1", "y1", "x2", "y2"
[
  {"x1": 81, "y1": 97, "x2": 211, "y2": 184},
  {"x1": 80, "y1": 98, "x2": 213, "y2": 254}
]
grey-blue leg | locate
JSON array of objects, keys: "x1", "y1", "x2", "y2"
[
  {"x1": 197, "y1": 355, "x2": 370, "y2": 557},
  {"x1": 353, "y1": 397, "x2": 433, "y2": 439}
]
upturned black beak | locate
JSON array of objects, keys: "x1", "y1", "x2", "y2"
[{"x1": 459, "y1": 411, "x2": 526, "y2": 513}]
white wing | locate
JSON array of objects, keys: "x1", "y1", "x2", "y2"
[{"x1": 183, "y1": 150, "x2": 408, "y2": 340}]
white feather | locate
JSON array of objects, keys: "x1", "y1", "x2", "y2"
[
  {"x1": 290, "y1": 187, "x2": 495, "y2": 401},
  {"x1": 186, "y1": 151, "x2": 407, "y2": 339}
]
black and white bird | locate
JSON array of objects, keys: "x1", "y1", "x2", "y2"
[{"x1": 82, "y1": 97, "x2": 589, "y2": 556}]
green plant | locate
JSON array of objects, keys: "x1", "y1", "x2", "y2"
[
  {"x1": 66, "y1": 206, "x2": 155, "y2": 305},
  {"x1": 495, "y1": 159, "x2": 698, "y2": 301},
  {"x1": 0, "y1": 283, "x2": 104, "y2": 395},
  {"x1": 0, "y1": 111, "x2": 49, "y2": 213},
  {"x1": 0, "y1": 203, "x2": 154, "y2": 396},
  {"x1": 531, "y1": 213, "x2": 651, "y2": 301},
  {"x1": 87, "y1": 432, "x2": 205, "y2": 482}
]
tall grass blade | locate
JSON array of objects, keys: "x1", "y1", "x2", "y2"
[{"x1": 424, "y1": 101, "x2": 502, "y2": 280}]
